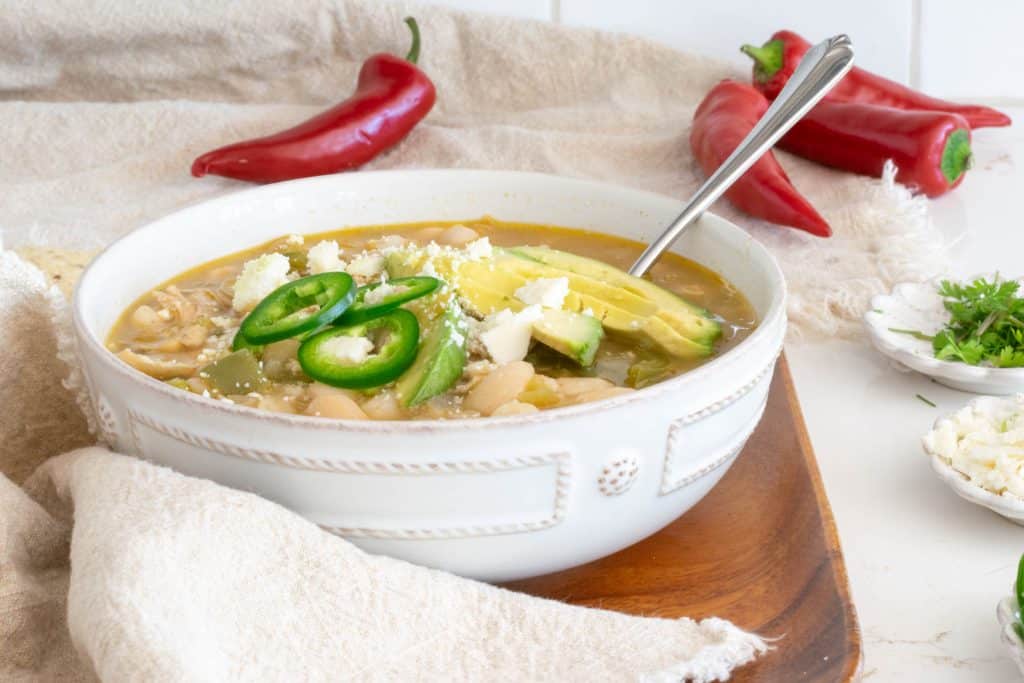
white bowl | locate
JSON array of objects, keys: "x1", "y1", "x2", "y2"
[
  {"x1": 928, "y1": 453, "x2": 1024, "y2": 525},
  {"x1": 865, "y1": 275, "x2": 1024, "y2": 394},
  {"x1": 72, "y1": 170, "x2": 786, "y2": 581},
  {"x1": 997, "y1": 595, "x2": 1024, "y2": 675},
  {"x1": 923, "y1": 395, "x2": 1024, "y2": 525}
]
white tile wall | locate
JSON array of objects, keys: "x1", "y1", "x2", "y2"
[
  {"x1": 560, "y1": 0, "x2": 913, "y2": 84},
  {"x1": 425, "y1": 0, "x2": 1022, "y2": 103},
  {"x1": 918, "y1": 0, "x2": 1024, "y2": 101},
  {"x1": 423, "y1": 0, "x2": 550, "y2": 20}
]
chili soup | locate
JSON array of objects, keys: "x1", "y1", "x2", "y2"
[{"x1": 107, "y1": 218, "x2": 756, "y2": 420}]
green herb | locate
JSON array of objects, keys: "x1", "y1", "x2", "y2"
[
  {"x1": 915, "y1": 393, "x2": 936, "y2": 407},
  {"x1": 889, "y1": 327, "x2": 934, "y2": 342},
  {"x1": 930, "y1": 277, "x2": 1024, "y2": 368},
  {"x1": 1016, "y1": 553, "x2": 1024, "y2": 641}
]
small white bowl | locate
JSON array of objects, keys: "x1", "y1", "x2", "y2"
[
  {"x1": 923, "y1": 396, "x2": 1024, "y2": 525},
  {"x1": 864, "y1": 275, "x2": 1024, "y2": 395},
  {"x1": 72, "y1": 170, "x2": 787, "y2": 582},
  {"x1": 928, "y1": 452, "x2": 1024, "y2": 525},
  {"x1": 997, "y1": 594, "x2": 1024, "y2": 676}
]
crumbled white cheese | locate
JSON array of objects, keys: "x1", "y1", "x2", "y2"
[
  {"x1": 347, "y1": 252, "x2": 386, "y2": 278},
  {"x1": 419, "y1": 260, "x2": 440, "y2": 279},
  {"x1": 210, "y1": 315, "x2": 235, "y2": 329},
  {"x1": 319, "y1": 336, "x2": 375, "y2": 365},
  {"x1": 285, "y1": 234, "x2": 305, "y2": 246},
  {"x1": 515, "y1": 277, "x2": 569, "y2": 309},
  {"x1": 232, "y1": 253, "x2": 291, "y2": 312},
  {"x1": 924, "y1": 395, "x2": 1024, "y2": 498},
  {"x1": 443, "y1": 305, "x2": 469, "y2": 347},
  {"x1": 307, "y1": 240, "x2": 345, "y2": 274},
  {"x1": 364, "y1": 282, "x2": 410, "y2": 306},
  {"x1": 475, "y1": 305, "x2": 543, "y2": 364},
  {"x1": 464, "y1": 237, "x2": 493, "y2": 261}
]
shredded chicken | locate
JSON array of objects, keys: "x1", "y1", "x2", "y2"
[
  {"x1": 117, "y1": 349, "x2": 199, "y2": 380},
  {"x1": 153, "y1": 286, "x2": 198, "y2": 324}
]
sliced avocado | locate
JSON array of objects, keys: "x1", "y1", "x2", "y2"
[
  {"x1": 456, "y1": 261, "x2": 529, "y2": 315},
  {"x1": 496, "y1": 257, "x2": 659, "y2": 317},
  {"x1": 506, "y1": 245, "x2": 721, "y2": 346},
  {"x1": 458, "y1": 256, "x2": 652, "y2": 330},
  {"x1": 395, "y1": 305, "x2": 468, "y2": 407},
  {"x1": 532, "y1": 309, "x2": 604, "y2": 366},
  {"x1": 455, "y1": 252, "x2": 705, "y2": 358},
  {"x1": 457, "y1": 280, "x2": 526, "y2": 317},
  {"x1": 641, "y1": 316, "x2": 711, "y2": 359}
]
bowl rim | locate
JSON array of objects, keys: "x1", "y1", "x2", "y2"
[{"x1": 72, "y1": 169, "x2": 787, "y2": 433}]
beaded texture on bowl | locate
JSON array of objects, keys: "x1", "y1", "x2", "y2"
[{"x1": 597, "y1": 450, "x2": 640, "y2": 496}]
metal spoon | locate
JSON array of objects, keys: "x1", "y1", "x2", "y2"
[{"x1": 628, "y1": 34, "x2": 855, "y2": 276}]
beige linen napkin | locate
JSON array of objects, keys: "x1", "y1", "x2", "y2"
[
  {"x1": 2, "y1": 0, "x2": 944, "y2": 678},
  {"x1": 3, "y1": 447, "x2": 766, "y2": 681}
]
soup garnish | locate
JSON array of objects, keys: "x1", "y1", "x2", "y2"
[{"x1": 108, "y1": 219, "x2": 757, "y2": 419}]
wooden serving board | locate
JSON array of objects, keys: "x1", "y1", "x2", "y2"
[{"x1": 506, "y1": 354, "x2": 861, "y2": 682}]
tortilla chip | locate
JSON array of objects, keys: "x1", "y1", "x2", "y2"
[{"x1": 14, "y1": 247, "x2": 97, "y2": 300}]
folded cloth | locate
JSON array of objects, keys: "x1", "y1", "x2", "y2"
[
  {"x1": 2, "y1": 447, "x2": 766, "y2": 681},
  {"x1": 2, "y1": 0, "x2": 944, "y2": 678}
]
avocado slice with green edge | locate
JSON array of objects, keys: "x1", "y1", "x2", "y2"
[
  {"x1": 389, "y1": 242, "x2": 718, "y2": 360},
  {"x1": 455, "y1": 252, "x2": 710, "y2": 359},
  {"x1": 532, "y1": 308, "x2": 604, "y2": 366},
  {"x1": 495, "y1": 257, "x2": 659, "y2": 317},
  {"x1": 458, "y1": 258, "x2": 654, "y2": 331},
  {"x1": 395, "y1": 305, "x2": 468, "y2": 407},
  {"x1": 456, "y1": 276, "x2": 527, "y2": 317},
  {"x1": 505, "y1": 245, "x2": 721, "y2": 346}
]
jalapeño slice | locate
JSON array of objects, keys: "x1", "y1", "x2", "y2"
[
  {"x1": 297, "y1": 309, "x2": 420, "y2": 389},
  {"x1": 336, "y1": 276, "x2": 441, "y2": 325},
  {"x1": 238, "y1": 272, "x2": 355, "y2": 345}
]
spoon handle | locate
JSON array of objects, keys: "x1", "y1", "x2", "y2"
[{"x1": 628, "y1": 34, "x2": 855, "y2": 277}]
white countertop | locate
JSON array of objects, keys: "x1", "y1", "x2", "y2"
[{"x1": 787, "y1": 107, "x2": 1024, "y2": 681}]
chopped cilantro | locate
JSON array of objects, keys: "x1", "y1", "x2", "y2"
[{"x1": 913, "y1": 277, "x2": 1024, "y2": 368}]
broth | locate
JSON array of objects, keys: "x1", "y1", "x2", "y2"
[{"x1": 107, "y1": 217, "x2": 757, "y2": 419}]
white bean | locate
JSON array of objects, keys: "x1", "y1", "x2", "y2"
[
  {"x1": 305, "y1": 394, "x2": 368, "y2": 419},
  {"x1": 308, "y1": 382, "x2": 360, "y2": 401},
  {"x1": 556, "y1": 376, "x2": 614, "y2": 397},
  {"x1": 412, "y1": 227, "x2": 446, "y2": 244},
  {"x1": 464, "y1": 361, "x2": 535, "y2": 416},
  {"x1": 491, "y1": 400, "x2": 540, "y2": 416},
  {"x1": 437, "y1": 225, "x2": 480, "y2": 247},
  {"x1": 571, "y1": 386, "x2": 634, "y2": 405},
  {"x1": 258, "y1": 395, "x2": 296, "y2": 414},
  {"x1": 362, "y1": 392, "x2": 405, "y2": 420}
]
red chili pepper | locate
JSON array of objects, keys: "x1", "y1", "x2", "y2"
[
  {"x1": 690, "y1": 80, "x2": 831, "y2": 237},
  {"x1": 741, "y1": 30, "x2": 1011, "y2": 129},
  {"x1": 780, "y1": 102, "x2": 972, "y2": 198},
  {"x1": 191, "y1": 18, "x2": 436, "y2": 183}
]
